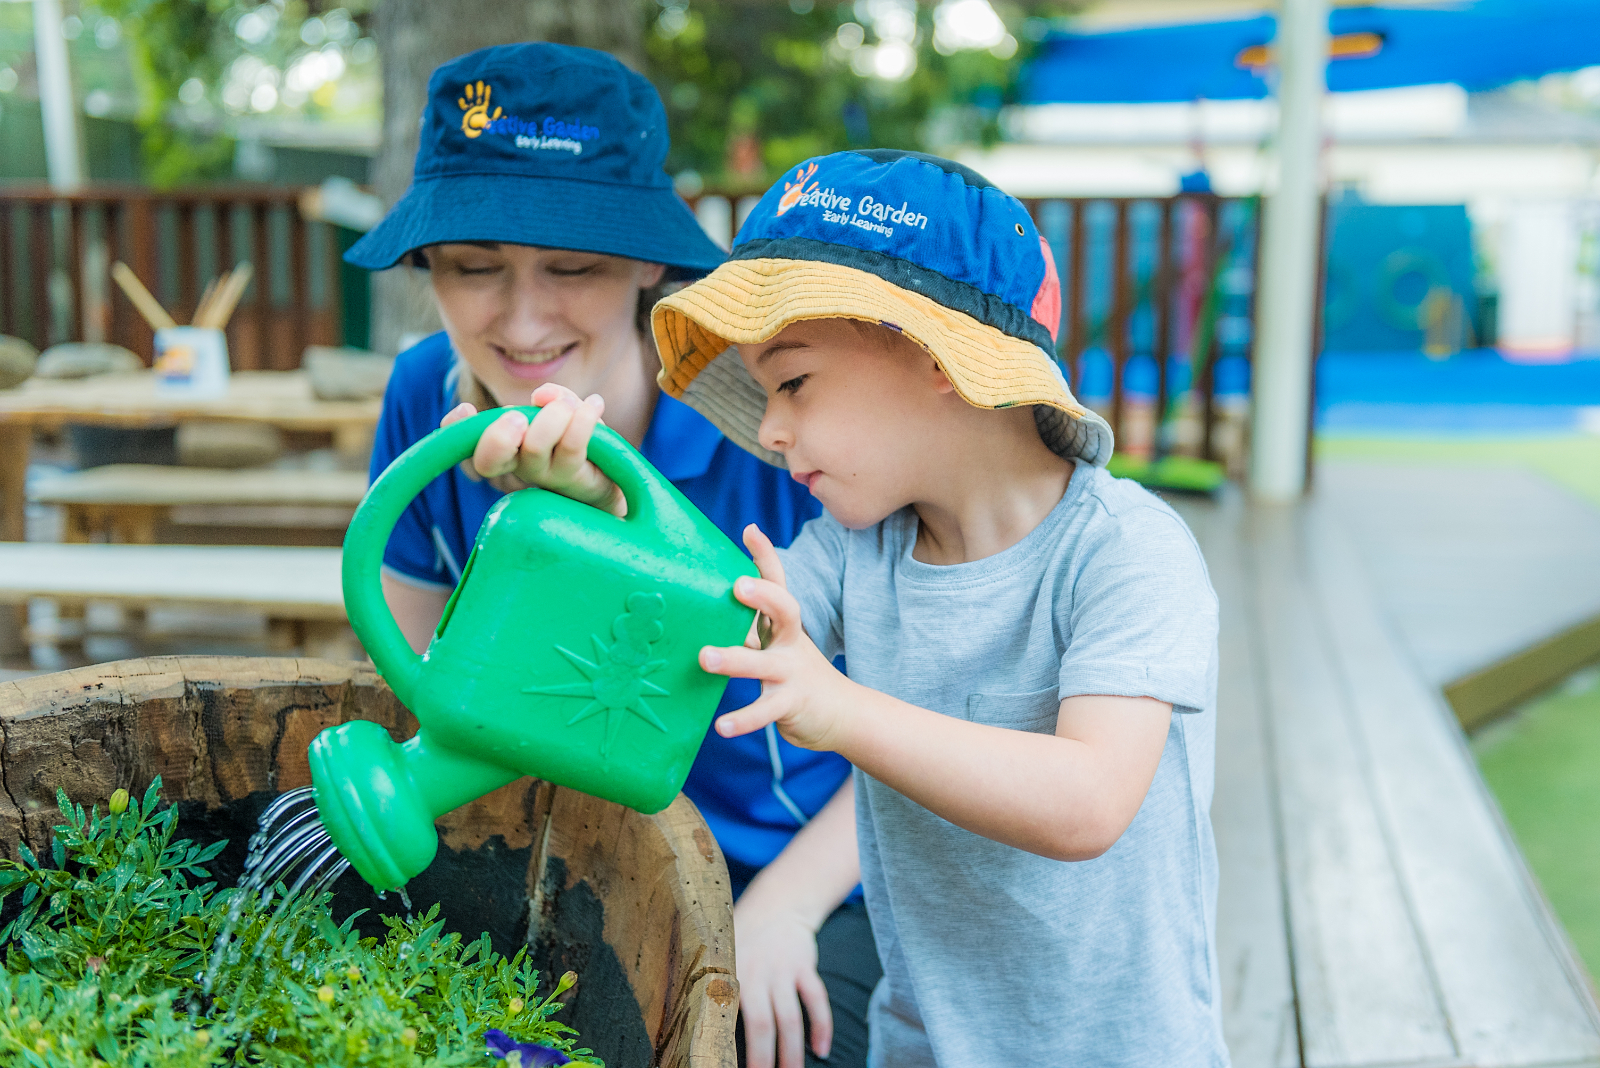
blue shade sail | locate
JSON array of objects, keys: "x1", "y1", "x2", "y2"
[{"x1": 1022, "y1": 0, "x2": 1600, "y2": 104}]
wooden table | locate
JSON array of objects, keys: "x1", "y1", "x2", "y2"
[{"x1": 0, "y1": 370, "x2": 381, "y2": 541}]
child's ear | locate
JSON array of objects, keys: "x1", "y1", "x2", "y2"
[{"x1": 930, "y1": 362, "x2": 957, "y2": 394}]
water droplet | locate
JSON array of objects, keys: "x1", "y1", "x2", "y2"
[{"x1": 397, "y1": 886, "x2": 413, "y2": 912}]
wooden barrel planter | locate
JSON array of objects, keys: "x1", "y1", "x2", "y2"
[{"x1": 0, "y1": 656, "x2": 738, "y2": 1067}]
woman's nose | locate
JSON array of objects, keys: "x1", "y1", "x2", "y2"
[{"x1": 500, "y1": 275, "x2": 560, "y2": 343}]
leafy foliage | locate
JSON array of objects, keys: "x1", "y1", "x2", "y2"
[
  {"x1": 0, "y1": 780, "x2": 594, "y2": 1068},
  {"x1": 645, "y1": 0, "x2": 1049, "y2": 189}
]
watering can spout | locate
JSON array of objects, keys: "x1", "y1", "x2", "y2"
[
  {"x1": 313, "y1": 407, "x2": 758, "y2": 892},
  {"x1": 308, "y1": 721, "x2": 518, "y2": 891}
]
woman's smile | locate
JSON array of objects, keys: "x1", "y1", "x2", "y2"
[{"x1": 493, "y1": 341, "x2": 579, "y2": 380}]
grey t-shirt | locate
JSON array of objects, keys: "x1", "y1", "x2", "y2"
[{"x1": 780, "y1": 461, "x2": 1227, "y2": 1067}]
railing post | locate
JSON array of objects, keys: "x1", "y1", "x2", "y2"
[
  {"x1": 1067, "y1": 200, "x2": 1086, "y2": 387},
  {"x1": 30, "y1": 203, "x2": 53, "y2": 349},
  {"x1": 1109, "y1": 199, "x2": 1131, "y2": 437},
  {"x1": 126, "y1": 196, "x2": 157, "y2": 362},
  {"x1": 1154, "y1": 198, "x2": 1175, "y2": 447},
  {"x1": 289, "y1": 207, "x2": 310, "y2": 367},
  {"x1": 251, "y1": 201, "x2": 271, "y2": 371}
]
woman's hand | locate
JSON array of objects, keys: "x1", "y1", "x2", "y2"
[
  {"x1": 734, "y1": 895, "x2": 832, "y2": 1068},
  {"x1": 699, "y1": 525, "x2": 855, "y2": 752},
  {"x1": 440, "y1": 382, "x2": 625, "y2": 515}
]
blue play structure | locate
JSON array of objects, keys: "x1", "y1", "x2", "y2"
[{"x1": 1323, "y1": 202, "x2": 1478, "y2": 353}]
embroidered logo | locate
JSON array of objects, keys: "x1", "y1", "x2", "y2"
[
  {"x1": 776, "y1": 162, "x2": 818, "y2": 215},
  {"x1": 524, "y1": 592, "x2": 671, "y2": 759},
  {"x1": 457, "y1": 80, "x2": 601, "y2": 155},
  {"x1": 770, "y1": 160, "x2": 929, "y2": 238},
  {"x1": 458, "y1": 81, "x2": 502, "y2": 139}
]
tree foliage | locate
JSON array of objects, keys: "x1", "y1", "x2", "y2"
[{"x1": 645, "y1": 0, "x2": 1069, "y2": 190}]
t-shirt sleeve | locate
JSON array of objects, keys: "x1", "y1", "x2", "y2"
[
  {"x1": 369, "y1": 367, "x2": 454, "y2": 591},
  {"x1": 776, "y1": 512, "x2": 849, "y2": 661},
  {"x1": 1058, "y1": 505, "x2": 1218, "y2": 714}
]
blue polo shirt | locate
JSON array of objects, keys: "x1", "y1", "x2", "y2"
[{"x1": 371, "y1": 332, "x2": 850, "y2": 895}]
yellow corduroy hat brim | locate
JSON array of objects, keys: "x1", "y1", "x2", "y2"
[{"x1": 652, "y1": 258, "x2": 1114, "y2": 469}]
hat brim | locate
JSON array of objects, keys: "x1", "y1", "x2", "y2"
[
  {"x1": 652, "y1": 258, "x2": 1114, "y2": 467},
  {"x1": 344, "y1": 172, "x2": 726, "y2": 278}
]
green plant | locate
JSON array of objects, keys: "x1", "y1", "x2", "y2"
[{"x1": 0, "y1": 780, "x2": 596, "y2": 1067}]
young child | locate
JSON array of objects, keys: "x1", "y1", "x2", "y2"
[{"x1": 535, "y1": 149, "x2": 1225, "y2": 1066}]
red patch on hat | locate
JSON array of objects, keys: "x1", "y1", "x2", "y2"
[{"x1": 1031, "y1": 236, "x2": 1061, "y2": 343}]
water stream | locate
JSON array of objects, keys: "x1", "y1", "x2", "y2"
[{"x1": 198, "y1": 786, "x2": 410, "y2": 1014}]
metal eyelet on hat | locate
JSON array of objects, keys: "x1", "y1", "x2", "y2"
[{"x1": 1015, "y1": 223, "x2": 1025, "y2": 235}]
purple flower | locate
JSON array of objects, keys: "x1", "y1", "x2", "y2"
[{"x1": 484, "y1": 1030, "x2": 571, "y2": 1067}]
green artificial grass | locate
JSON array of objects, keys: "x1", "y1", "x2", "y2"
[
  {"x1": 1472, "y1": 667, "x2": 1600, "y2": 977},
  {"x1": 1317, "y1": 435, "x2": 1600, "y2": 511}
]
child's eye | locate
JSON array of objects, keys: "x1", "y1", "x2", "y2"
[
  {"x1": 454, "y1": 263, "x2": 501, "y2": 277},
  {"x1": 548, "y1": 263, "x2": 599, "y2": 277},
  {"x1": 776, "y1": 374, "x2": 808, "y2": 396}
]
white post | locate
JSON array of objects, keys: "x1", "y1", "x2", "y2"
[
  {"x1": 1249, "y1": 0, "x2": 1328, "y2": 500},
  {"x1": 33, "y1": 0, "x2": 84, "y2": 189}
]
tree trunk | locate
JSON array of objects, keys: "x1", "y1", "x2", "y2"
[{"x1": 369, "y1": 0, "x2": 648, "y2": 355}]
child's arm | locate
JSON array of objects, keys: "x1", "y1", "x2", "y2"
[{"x1": 702, "y1": 526, "x2": 1172, "y2": 863}]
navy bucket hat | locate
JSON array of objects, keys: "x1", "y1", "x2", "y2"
[{"x1": 345, "y1": 43, "x2": 724, "y2": 277}]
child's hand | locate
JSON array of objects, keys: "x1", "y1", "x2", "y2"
[
  {"x1": 440, "y1": 383, "x2": 624, "y2": 515},
  {"x1": 700, "y1": 525, "x2": 854, "y2": 752}
]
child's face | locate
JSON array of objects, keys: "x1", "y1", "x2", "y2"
[{"x1": 737, "y1": 319, "x2": 954, "y2": 529}]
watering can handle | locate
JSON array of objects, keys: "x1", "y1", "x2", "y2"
[{"x1": 342, "y1": 405, "x2": 687, "y2": 703}]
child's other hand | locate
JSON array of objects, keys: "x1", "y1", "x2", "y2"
[
  {"x1": 440, "y1": 383, "x2": 624, "y2": 515},
  {"x1": 700, "y1": 525, "x2": 853, "y2": 752}
]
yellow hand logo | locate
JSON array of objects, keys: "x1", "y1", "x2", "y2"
[{"x1": 458, "y1": 80, "x2": 502, "y2": 139}]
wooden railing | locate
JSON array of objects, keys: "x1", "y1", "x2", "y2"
[
  {"x1": 0, "y1": 185, "x2": 343, "y2": 370},
  {"x1": 690, "y1": 192, "x2": 1264, "y2": 474},
  {"x1": 2, "y1": 185, "x2": 1272, "y2": 474}
]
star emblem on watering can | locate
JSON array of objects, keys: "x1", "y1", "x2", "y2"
[{"x1": 524, "y1": 591, "x2": 672, "y2": 758}]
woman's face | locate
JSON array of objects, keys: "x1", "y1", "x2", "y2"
[{"x1": 426, "y1": 243, "x2": 666, "y2": 408}]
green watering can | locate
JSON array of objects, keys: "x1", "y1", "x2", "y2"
[{"x1": 309, "y1": 406, "x2": 758, "y2": 892}]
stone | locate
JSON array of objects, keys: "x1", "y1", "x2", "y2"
[
  {"x1": 176, "y1": 421, "x2": 286, "y2": 468},
  {"x1": 34, "y1": 342, "x2": 143, "y2": 379},
  {"x1": 304, "y1": 346, "x2": 394, "y2": 401},
  {"x1": 0, "y1": 335, "x2": 37, "y2": 389}
]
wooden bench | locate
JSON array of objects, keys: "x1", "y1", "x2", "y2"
[
  {"x1": 28, "y1": 464, "x2": 368, "y2": 545},
  {"x1": 0, "y1": 543, "x2": 352, "y2": 658}
]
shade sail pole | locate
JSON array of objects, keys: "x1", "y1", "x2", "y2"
[
  {"x1": 1249, "y1": 0, "x2": 1328, "y2": 500},
  {"x1": 33, "y1": 0, "x2": 84, "y2": 189}
]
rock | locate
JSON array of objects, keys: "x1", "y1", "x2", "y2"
[
  {"x1": 304, "y1": 346, "x2": 394, "y2": 401},
  {"x1": 176, "y1": 421, "x2": 286, "y2": 468},
  {"x1": 35, "y1": 342, "x2": 143, "y2": 379},
  {"x1": 0, "y1": 335, "x2": 37, "y2": 389}
]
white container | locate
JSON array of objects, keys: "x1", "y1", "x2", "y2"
[{"x1": 154, "y1": 326, "x2": 230, "y2": 398}]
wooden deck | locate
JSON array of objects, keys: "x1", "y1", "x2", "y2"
[
  {"x1": 1178, "y1": 488, "x2": 1600, "y2": 1068},
  {"x1": 1315, "y1": 462, "x2": 1600, "y2": 729}
]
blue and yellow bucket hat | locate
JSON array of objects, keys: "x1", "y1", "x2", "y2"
[
  {"x1": 652, "y1": 150, "x2": 1113, "y2": 466},
  {"x1": 346, "y1": 43, "x2": 724, "y2": 277}
]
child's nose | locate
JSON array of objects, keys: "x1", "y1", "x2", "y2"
[{"x1": 756, "y1": 407, "x2": 790, "y2": 454}]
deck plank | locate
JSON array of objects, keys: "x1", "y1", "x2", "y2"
[
  {"x1": 1242, "y1": 505, "x2": 1457, "y2": 1067},
  {"x1": 1317, "y1": 463, "x2": 1600, "y2": 693},
  {"x1": 1304, "y1": 503, "x2": 1600, "y2": 1068},
  {"x1": 1180, "y1": 498, "x2": 1301, "y2": 1068}
]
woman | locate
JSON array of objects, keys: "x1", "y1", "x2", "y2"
[{"x1": 344, "y1": 43, "x2": 875, "y2": 1068}]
